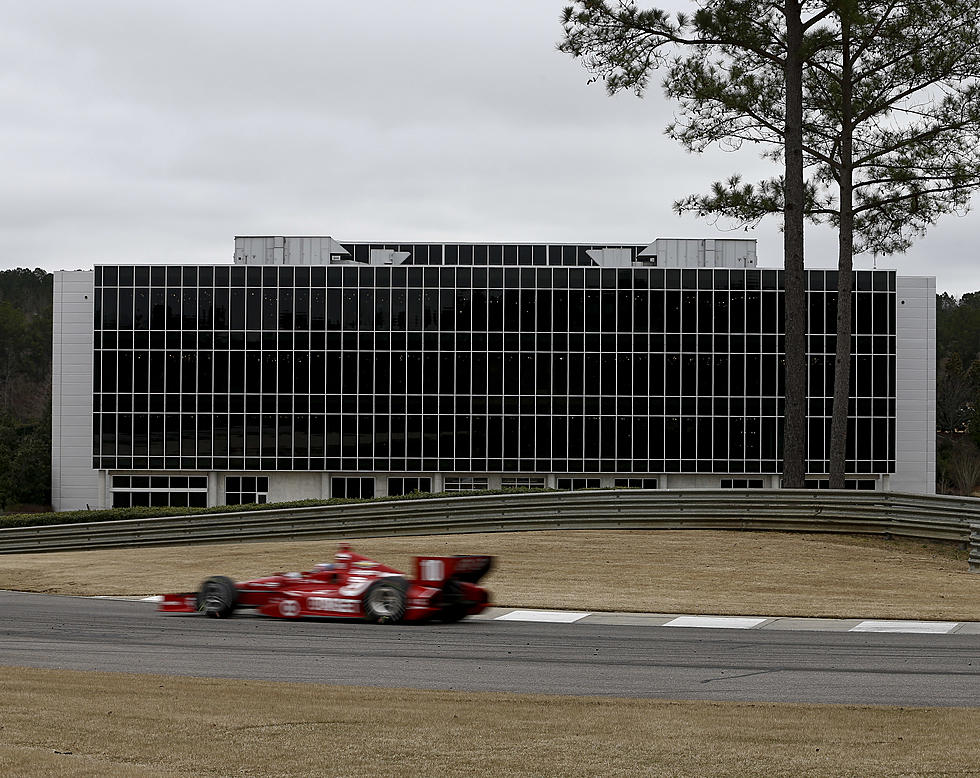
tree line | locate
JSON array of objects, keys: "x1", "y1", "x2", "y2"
[
  {"x1": 935, "y1": 293, "x2": 980, "y2": 494},
  {"x1": 0, "y1": 269, "x2": 52, "y2": 509}
]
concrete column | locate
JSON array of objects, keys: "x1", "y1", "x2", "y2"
[{"x1": 208, "y1": 471, "x2": 219, "y2": 507}]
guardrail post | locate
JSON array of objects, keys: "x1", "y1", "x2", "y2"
[{"x1": 970, "y1": 523, "x2": 980, "y2": 573}]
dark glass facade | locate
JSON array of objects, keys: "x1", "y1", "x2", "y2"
[
  {"x1": 338, "y1": 242, "x2": 647, "y2": 266},
  {"x1": 91, "y1": 262, "x2": 896, "y2": 477}
]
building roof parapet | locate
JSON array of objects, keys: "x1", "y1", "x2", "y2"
[{"x1": 233, "y1": 235, "x2": 758, "y2": 268}]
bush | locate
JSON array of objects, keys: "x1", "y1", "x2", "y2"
[{"x1": 936, "y1": 434, "x2": 980, "y2": 495}]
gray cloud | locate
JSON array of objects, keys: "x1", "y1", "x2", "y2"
[{"x1": 2, "y1": 1, "x2": 977, "y2": 293}]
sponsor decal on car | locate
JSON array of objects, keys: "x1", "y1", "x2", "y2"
[
  {"x1": 339, "y1": 581, "x2": 371, "y2": 597},
  {"x1": 307, "y1": 597, "x2": 359, "y2": 613},
  {"x1": 278, "y1": 599, "x2": 301, "y2": 617},
  {"x1": 351, "y1": 561, "x2": 378, "y2": 568}
]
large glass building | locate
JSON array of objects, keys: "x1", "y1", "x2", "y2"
[{"x1": 51, "y1": 236, "x2": 935, "y2": 511}]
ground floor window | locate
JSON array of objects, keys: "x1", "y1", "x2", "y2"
[
  {"x1": 557, "y1": 478, "x2": 601, "y2": 490},
  {"x1": 333, "y1": 476, "x2": 375, "y2": 499},
  {"x1": 804, "y1": 479, "x2": 877, "y2": 490},
  {"x1": 444, "y1": 477, "x2": 489, "y2": 492},
  {"x1": 614, "y1": 478, "x2": 659, "y2": 489},
  {"x1": 388, "y1": 477, "x2": 432, "y2": 496},
  {"x1": 225, "y1": 476, "x2": 269, "y2": 506},
  {"x1": 501, "y1": 477, "x2": 546, "y2": 489},
  {"x1": 721, "y1": 479, "x2": 765, "y2": 488},
  {"x1": 112, "y1": 475, "x2": 208, "y2": 508}
]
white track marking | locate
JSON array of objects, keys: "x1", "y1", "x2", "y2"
[
  {"x1": 849, "y1": 620, "x2": 959, "y2": 634},
  {"x1": 662, "y1": 616, "x2": 767, "y2": 629},
  {"x1": 90, "y1": 596, "x2": 976, "y2": 634},
  {"x1": 495, "y1": 609, "x2": 591, "y2": 623}
]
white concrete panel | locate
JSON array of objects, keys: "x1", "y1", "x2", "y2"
[
  {"x1": 264, "y1": 472, "x2": 326, "y2": 503},
  {"x1": 52, "y1": 271, "x2": 100, "y2": 511},
  {"x1": 892, "y1": 276, "x2": 936, "y2": 494}
]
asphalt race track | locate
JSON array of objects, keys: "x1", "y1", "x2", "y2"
[{"x1": 2, "y1": 591, "x2": 979, "y2": 707}]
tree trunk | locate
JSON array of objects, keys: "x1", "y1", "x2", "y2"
[
  {"x1": 829, "y1": 6, "x2": 854, "y2": 489},
  {"x1": 781, "y1": 0, "x2": 808, "y2": 488}
]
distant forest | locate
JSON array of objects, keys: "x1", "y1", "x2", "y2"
[
  {"x1": 1, "y1": 268, "x2": 979, "y2": 509},
  {"x1": 0, "y1": 268, "x2": 52, "y2": 508},
  {"x1": 935, "y1": 292, "x2": 980, "y2": 494}
]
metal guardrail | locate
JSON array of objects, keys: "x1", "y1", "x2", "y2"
[
  {"x1": 2, "y1": 490, "x2": 980, "y2": 562},
  {"x1": 971, "y1": 524, "x2": 980, "y2": 573}
]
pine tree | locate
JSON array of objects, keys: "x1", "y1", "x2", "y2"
[{"x1": 561, "y1": 1, "x2": 980, "y2": 487}]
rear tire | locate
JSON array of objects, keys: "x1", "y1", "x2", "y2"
[
  {"x1": 437, "y1": 579, "x2": 468, "y2": 623},
  {"x1": 197, "y1": 575, "x2": 237, "y2": 619},
  {"x1": 363, "y1": 578, "x2": 407, "y2": 624}
]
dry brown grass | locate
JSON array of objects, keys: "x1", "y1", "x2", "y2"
[
  {"x1": 1, "y1": 666, "x2": 977, "y2": 778},
  {"x1": 2, "y1": 529, "x2": 978, "y2": 619}
]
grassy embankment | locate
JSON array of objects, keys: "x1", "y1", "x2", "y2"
[
  {"x1": 2, "y1": 666, "x2": 978, "y2": 778},
  {"x1": 4, "y1": 530, "x2": 979, "y2": 776},
  {"x1": 3, "y1": 529, "x2": 978, "y2": 620}
]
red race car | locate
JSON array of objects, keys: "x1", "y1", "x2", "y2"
[{"x1": 158, "y1": 544, "x2": 493, "y2": 624}]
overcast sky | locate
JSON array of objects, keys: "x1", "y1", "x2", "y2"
[{"x1": 3, "y1": 1, "x2": 977, "y2": 295}]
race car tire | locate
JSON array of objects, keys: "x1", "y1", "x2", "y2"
[
  {"x1": 436, "y1": 579, "x2": 468, "y2": 623},
  {"x1": 363, "y1": 578, "x2": 407, "y2": 624},
  {"x1": 197, "y1": 575, "x2": 238, "y2": 619}
]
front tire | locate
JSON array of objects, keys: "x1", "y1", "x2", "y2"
[
  {"x1": 197, "y1": 575, "x2": 237, "y2": 618},
  {"x1": 363, "y1": 578, "x2": 407, "y2": 624}
]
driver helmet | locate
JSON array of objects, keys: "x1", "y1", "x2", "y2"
[{"x1": 314, "y1": 562, "x2": 336, "y2": 572}]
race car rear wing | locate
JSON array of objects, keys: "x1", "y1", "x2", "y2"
[{"x1": 413, "y1": 554, "x2": 494, "y2": 586}]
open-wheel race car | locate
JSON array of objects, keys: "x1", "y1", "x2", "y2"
[{"x1": 158, "y1": 544, "x2": 494, "y2": 624}]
